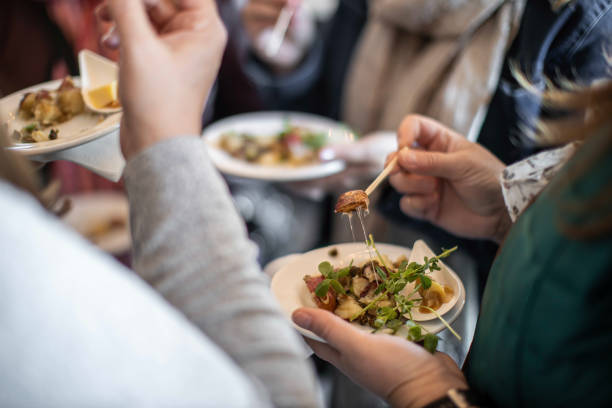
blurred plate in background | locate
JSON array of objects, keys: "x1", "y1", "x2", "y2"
[
  {"x1": 61, "y1": 191, "x2": 130, "y2": 255},
  {"x1": 202, "y1": 111, "x2": 354, "y2": 182}
]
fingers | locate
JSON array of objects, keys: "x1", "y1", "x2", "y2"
[
  {"x1": 396, "y1": 147, "x2": 460, "y2": 179},
  {"x1": 304, "y1": 338, "x2": 341, "y2": 366},
  {"x1": 147, "y1": 0, "x2": 177, "y2": 29},
  {"x1": 389, "y1": 172, "x2": 438, "y2": 195},
  {"x1": 292, "y1": 308, "x2": 362, "y2": 350},
  {"x1": 161, "y1": 9, "x2": 210, "y2": 34},
  {"x1": 108, "y1": 0, "x2": 156, "y2": 50},
  {"x1": 397, "y1": 115, "x2": 460, "y2": 152},
  {"x1": 399, "y1": 194, "x2": 439, "y2": 221}
]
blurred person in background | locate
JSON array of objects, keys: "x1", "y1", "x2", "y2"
[{"x1": 0, "y1": 0, "x2": 321, "y2": 406}]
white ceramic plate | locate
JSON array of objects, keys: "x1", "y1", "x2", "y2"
[
  {"x1": 61, "y1": 191, "x2": 130, "y2": 255},
  {"x1": 202, "y1": 111, "x2": 353, "y2": 181},
  {"x1": 270, "y1": 242, "x2": 466, "y2": 342},
  {"x1": 1, "y1": 78, "x2": 121, "y2": 156}
]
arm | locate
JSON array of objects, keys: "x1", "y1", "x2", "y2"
[
  {"x1": 124, "y1": 137, "x2": 322, "y2": 407},
  {"x1": 98, "y1": 0, "x2": 321, "y2": 405},
  {"x1": 0, "y1": 182, "x2": 266, "y2": 407}
]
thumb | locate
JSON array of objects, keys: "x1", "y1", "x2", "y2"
[
  {"x1": 108, "y1": 0, "x2": 156, "y2": 50},
  {"x1": 397, "y1": 147, "x2": 458, "y2": 179},
  {"x1": 292, "y1": 308, "x2": 362, "y2": 349}
]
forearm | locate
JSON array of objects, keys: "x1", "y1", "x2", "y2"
[{"x1": 124, "y1": 136, "x2": 321, "y2": 407}]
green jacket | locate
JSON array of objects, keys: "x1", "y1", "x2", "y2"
[{"x1": 464, "y1": 130, "x2": 612, "y2": 407}]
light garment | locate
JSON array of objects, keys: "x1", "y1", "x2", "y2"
[
  {"x1": 0, "y1": 137, "x2": 322, "y2": 408},
  {"x1": 500, "y1": 142, "x2": 578, "y2": 221},
  {"x1": 343, "y1": 0, "x2": 526, "y2": 137}
]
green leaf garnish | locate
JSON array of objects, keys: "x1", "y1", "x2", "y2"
[
  {"x1": 423, "y1": 333, "x2": 439, "y2": 354},
  {"x1": 329, "y1": 279, "x2": 346, "y2": 295},
  {"x1": 408, "y1": 325, "x2": 423, "y2": 342},
  {"x1": 318, "y1": 261, "x2": 333, "y2": 278},
  {"x1": 315, "y1": 279, "x2": 331, "y2": 298}
]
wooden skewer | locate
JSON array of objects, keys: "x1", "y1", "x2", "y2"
[{"x1": 365, "y1": 156, "x2": 398, "y2": 196}]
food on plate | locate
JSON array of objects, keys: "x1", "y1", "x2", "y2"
[
  {"x1": 17, "y1": 124, "x2": 60, "y2": 143},
  {"x1": 303, "y1": 237, "x2": 458, "y2": 352},
  {"x1": 84, "y1": 216, "x2": 126, "y2": 244},
  {"x1": 87, "y1": 81, "x2": 120, "y2": 109},
  {"x1": 335, "y1": 190, "x2": 369, "y2": 213},
  {"x1": 15, "y1": 77, "x2": 85, "y2": 143},
  {"x1": 218, "y1": 125, "x2": 327, "y2": 166}
]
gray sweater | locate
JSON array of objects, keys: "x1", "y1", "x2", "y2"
[{"x1": 0, "y1": 136, "x2": 321, "y2": 407}]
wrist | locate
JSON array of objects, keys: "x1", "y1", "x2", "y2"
[
  {"x1": 120, "y1": 118, "x2": 200, "y2": 160},
  {"x1": 387, "y1": 365, "x2": 468, "y2": 408}
]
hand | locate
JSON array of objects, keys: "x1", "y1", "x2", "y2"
[
  {"x1": 388, "y1": 115, "x2": 510, "y2": 243},
  {"x1": 292, "y1": 308, "x2": 468, "y2": 408},
  {"x1": 96, "y1": 0, "x2": 227, "y2": 160},
  {"x1": 241, "y1": 0, "x2": 313, "y2": 69}
]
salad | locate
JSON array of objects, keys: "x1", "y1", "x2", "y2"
[
  {"x1": 303, "y1": 236, "x2": 459, "y2": 352},
  {"x1": 218, "y1": 125, "x2": 327, "y2": 166}
]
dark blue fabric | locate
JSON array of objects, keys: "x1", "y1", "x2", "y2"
[{"x1": 477, "y1": 0, "x2": 612, "y2": 165}]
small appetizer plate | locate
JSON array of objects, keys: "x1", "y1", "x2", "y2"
[
  {"x1": 1, "y1": 78, "x2": 121, "y2": 156},
  {"x1": 202, "y1": 111, "x2": 351, "y2": 182},
  {"x1": 270, "y1": 242, "x2": 466, "y2": 342},
  {"x1": 78, "y1": 50, "x2": 122, "y2": 114},
  {"x1": 402, "y1": 240, "x2": 461, "y2": 321}
]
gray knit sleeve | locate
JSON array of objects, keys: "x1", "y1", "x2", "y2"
[{"x1": 123, "y1": 136, "x2": 322, "y2": 408}]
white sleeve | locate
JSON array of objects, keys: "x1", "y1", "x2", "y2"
[{"x1": 0, "y1": 181, "x2": 269, "y2": 407}]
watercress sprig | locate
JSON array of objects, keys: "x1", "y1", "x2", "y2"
[{"x1": 314, "y1": 260, "x2": 353, "y2": 298}]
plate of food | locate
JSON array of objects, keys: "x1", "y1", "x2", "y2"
[
  {"x1": 271, "y1": 241, "x2": 465, "y2": 343},
  {"x1": 202, "y1": 111, "x2": 354, "y2": 181},
  {"x1": 61, "y1": 191, "x2": 130, "y2": 255},
  {"x1": 1, "y1": 76, "x2": 121, "y2": 156}
]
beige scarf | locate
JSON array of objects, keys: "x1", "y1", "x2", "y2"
[{"x1": 343, "y1": 0, "x2": 526, "y2": 136}]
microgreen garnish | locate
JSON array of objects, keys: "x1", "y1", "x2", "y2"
[
  {"x1": 315, "y1": 260, "x2": 353, "y2": 298},
  {"x1": 313, "y1": 237, "x2": 459, "y2": 353}
]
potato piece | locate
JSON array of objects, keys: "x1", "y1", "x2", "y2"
[
  {"x1": 350, "y1": 276, "x2": 370, "y2": 297},
  {"x1": 18, "y1": 93, "x2": 36, "y2": 117},
  {"x1": 419, "y1": 281, "x2": 454, "y2": 311},
  {"x1": 334, "y1": 295, "x2": 363, "y2": 320},
  {"x1": 58, "y1": 88, "x2": 85, "y2": 116},
  {"x1": 34, "y1": 99, "x2": 62, "y2": 126},
  {"x1": 31, "y1": 130, "x2": 48, "y2": 143}
]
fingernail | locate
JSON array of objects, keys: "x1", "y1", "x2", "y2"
[{"x1": 292, "y1": 310, "x2": 312, "y2": 329}]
